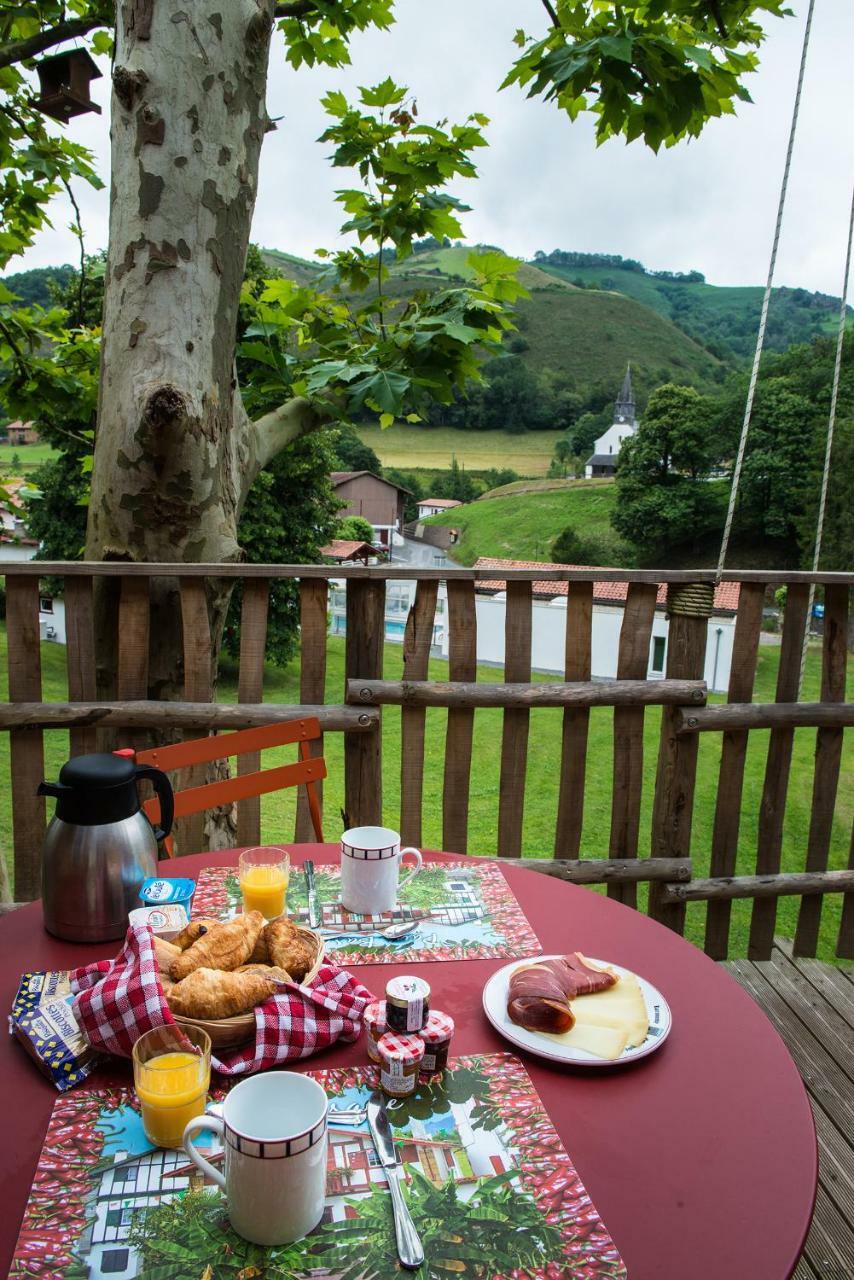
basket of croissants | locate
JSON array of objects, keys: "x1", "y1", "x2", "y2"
[{"x1": 153, "y1": 910, "x2": 324, "y2": 1050}]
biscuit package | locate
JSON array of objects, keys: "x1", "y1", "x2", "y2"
[{"x1": 10, "y1": 971, "x2": 99, "y2": 1091}]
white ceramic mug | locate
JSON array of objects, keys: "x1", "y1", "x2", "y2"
[
  {"x1": 183, "y1": 1072, "x2": 328, "y2": 1246},
  {"x1": 340, "y1": 825, "x2": 422, "y2": 914}
]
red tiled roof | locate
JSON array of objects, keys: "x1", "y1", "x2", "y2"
[
  {"x1": 473, "y1": 557, "x2": 740, "y2": 613},
  {"x1": 320, "y1": 539, "x2": 375, "y2": 561}
]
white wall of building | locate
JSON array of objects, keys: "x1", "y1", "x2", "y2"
[{"x1": 593, "y1": 421, "x2": 634, "y2": 458}]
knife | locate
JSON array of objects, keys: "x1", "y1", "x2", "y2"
[
  {"x1": 304, "y1": 859, "x2": 320, "y2": 930},
  {"x1": 366, "y1": 1092, "x2": 424, "y2": 1270}
]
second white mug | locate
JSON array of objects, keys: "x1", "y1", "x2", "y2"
[
  {"x1": 340, "y1": 825, "x2": 422, "y2": 914},
  {"x1": 183, "y1": 1072, "x2": 328, "y2": 1246}
]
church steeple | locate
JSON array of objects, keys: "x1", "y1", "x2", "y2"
[{"x1": 614, "y1": 363, "x2": 635, "y2": 425}]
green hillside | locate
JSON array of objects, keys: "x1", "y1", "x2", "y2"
[
  {"x1": 352, "y1": 424, "x2": 560, "y2": 475},
  {"x1": 427, "y1": 480, "x2": 626, "y2": 564},
  {"x1": 535, "y1": 252, "x2": 849, "y2": 360}
]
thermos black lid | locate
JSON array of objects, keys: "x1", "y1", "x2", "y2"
[{"x1": 40, "y1": 752, "x2": 143, "y2": 826}]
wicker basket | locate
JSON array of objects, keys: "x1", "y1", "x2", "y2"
[{"x1": 170, "y1": 925, "x2": 325, "y2": 1051}]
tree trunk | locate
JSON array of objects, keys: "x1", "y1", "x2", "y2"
[{"x1": 87, "y1": 0, "x2": 277, "y2": 698}]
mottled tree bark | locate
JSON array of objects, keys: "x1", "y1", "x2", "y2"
[{"x1": 87, "y1": 0, "x2": 315, "y2": 699}]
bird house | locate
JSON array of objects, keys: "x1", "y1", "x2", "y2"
[{"x1": 32, "y1": 49, "x2": 102, "y2": 121}]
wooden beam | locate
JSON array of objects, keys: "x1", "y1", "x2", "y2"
[
  {"x1": 399, "y1": 580, "x2": 438, "y2": 847},
  {"x1": 348, "y1": 678, "x2": 706, "y2": 709},
  {"x1": 0, "y1": 702, "x2": 376, "y2": 732},
  {"x1": 178, "y1": 578, "x2": 213, "y2": 855},
  {"x1": 237, "y1": 578, "x2": 270, "y2": 847},
  {"x1": 663, "y1": 869, "x2": 854, "y2": 904},
  {"x1": 443, "y1": 580, "x2": 477, "y2": 854},
  {"x1": 678, "y1": 702, "x2": 854, "y2": 733},
  {"x1": 522, "y1": 857, "x2": 692, "y2": 884},
  {"x1": 63, "y1": 575, "x2": 98, "y2": 756},
  {"x1": 6, "y1": 576, "x2": 44, "y2": 901},
  {"x1": 554, "y1": 582, "x2": 594, "y2": 858},
  {"x1": 295, "y1": 579, "x2": 327, "y2": 842},
  {"x1": 2, "y1": 561, "x2": 853, "y2": 584}
]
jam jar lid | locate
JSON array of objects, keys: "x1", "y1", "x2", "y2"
[
  {"x1": 364, "y1": 1000, "x2": 387, "y2": 1031},
  {"x1": 377, "y1": 1031, "x2": 425, "y2": 1065},
  {"x1": 419, "y1": 1010, "x2": 455, "y2": 1042},
  {"x1": 386, "y1": 976, "x2": 430, "y2": 1008}
]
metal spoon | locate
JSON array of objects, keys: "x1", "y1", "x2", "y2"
[{"x1": 321, "y1": 920, "x2": 418, "y2": 942}]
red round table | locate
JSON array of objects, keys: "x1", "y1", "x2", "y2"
[{"x1": 0, "y1": 846, "x2": 816, "y2": 1280}]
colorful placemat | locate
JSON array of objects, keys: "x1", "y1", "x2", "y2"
[
  {"x1": 193, "y1": 860, "x2": 542, "y2": 964},
  {"x1": 10, "y1": 1053, "x2": 626, "y2": 1279}
]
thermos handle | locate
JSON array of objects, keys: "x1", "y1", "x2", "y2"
[{"x1": 134, "y1": 765, "x2": 174, "y2": 842}]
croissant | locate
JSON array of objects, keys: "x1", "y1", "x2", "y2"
[
  {"x1": 174, "y1": 919, "x2": 218, "y2": 951},
  {"x1": 264, "y1": 917, "x2": 316, "y2": 983},
  {"x1": 153, "y1": 935, "x2": 181, "y2": 974},
  {"x1": 170, "y1": 911, "x2": 265, "y2": 981},
  {"x1": 167, "y1": 966, "x2": 286, "y2": 1019}
]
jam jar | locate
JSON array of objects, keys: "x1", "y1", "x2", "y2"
[
  {"x1": 418, "y1": 1010, "x2": 455, "y2": 1074},
  {"x1": 385, "y1": 975, "x2": 430, "y2": 1033},
  {"x1": 377, "y1": 1032, "x2": 425, "y2": 1098},
  {"x1": 364, "y1": 1000, "x2": 387, "y2": 1064}
]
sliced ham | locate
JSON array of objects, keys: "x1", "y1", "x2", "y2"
[{"x1": 507, "y1": 954, "x2": 617, "y2": 1034}]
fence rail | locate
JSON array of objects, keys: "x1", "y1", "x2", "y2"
[{"x1": 1, "y1": 561, "x2": 851, "y2": 960}]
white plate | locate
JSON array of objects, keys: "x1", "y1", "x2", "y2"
[{"x1": 482, "y1": 955, "x2": 672, "y2": 1068}]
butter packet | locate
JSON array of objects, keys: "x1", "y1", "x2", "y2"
[
  {"x1": 10, "y1": 971, "x2": 99, "y2": 1092},
  {"x1": 128, "y1": 902, "x2": 188, "y2": 939}
]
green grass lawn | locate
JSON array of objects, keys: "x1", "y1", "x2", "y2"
[
  {"x1": 428, "y1": 481, "x2": 625, "y2": 564},
  {"x1": 354, "y1": 425, "x2": 561, "y2": 477},
  {"x1": 0, "y1": 443, "x2": 57, "y2": 474},
  {"x1": 1, "y1": 625, "x2": 850, "y2": 961}
]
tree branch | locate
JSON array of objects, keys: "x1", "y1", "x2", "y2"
[
  {"x1": 0, "y1": 16, "x2": 105, "y2": 72},
  {"x1": 539, "y1": 0, "x2": 559, "y2": 26},
  {"x1": 274, "y1": 1, "x2": 320, "y2": 18},
  {"x1": 252, "y1": 396, "x2": 326, "y2": 470}
]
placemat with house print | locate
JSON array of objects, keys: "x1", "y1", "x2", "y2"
[
  {"x1": 192, "y1": 860, "x2": 542, "y2": 964},
  {"x1": 10, "y1": 1053, "x2": 626, "y2": 1280}
]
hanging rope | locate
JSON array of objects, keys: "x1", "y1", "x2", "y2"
[
  {"x1": 715, "y1": 0, "x2": 817, "y2": 582},
  {"x1": 797, "y1": 180, "x2": 854, "y2": 695}
]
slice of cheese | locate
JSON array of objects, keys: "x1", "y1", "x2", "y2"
[
  {"x1": 537, "y1": 972, "x2": 649, "y2": 1060},
  {"x1": 541, "y1": 1021, "x2": 631, "y2": 1060}
]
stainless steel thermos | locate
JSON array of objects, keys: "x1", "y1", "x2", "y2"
[{"x1": 38, "y1": 753, "x2": 174, "y2": 942}]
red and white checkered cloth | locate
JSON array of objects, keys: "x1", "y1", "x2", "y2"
[{"x1": 69, "y1": 923, "x2": 375, "y2": 1075}]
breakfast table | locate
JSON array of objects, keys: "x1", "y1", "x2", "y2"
[{"x1": 0, "y1": 845, "x2": 817, "y2": 1280}]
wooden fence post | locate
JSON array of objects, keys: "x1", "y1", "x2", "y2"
[
  {"x1": 748, "y1": 585, "x2": 809, "y2": 958},
  {"x1": 237, "y1": 578, "x2": 270, "y2": 847},
  {"x1": 400, "y1": 579, "x2": 438, "y2": 847},
  {"x1": 295, "y1": 578, "x2": 327, "y2": 842},
  {"x1": 497, "y1": 580, "x2": 532, "y2": 858},
  {"x1": 648, "y1": 584, "x2": 711, "y2": 932},
  {"x1": 555, "y1": 582, "x2": 594, "y2": 858},
  {"x1": 6, "y1": 575, "x2": 45, "y2": 900},
  {"x1": 704, "y1": 582, "x2": 765, "y2": 959},
  {"x1": 794, "y1": 583, "x2": 849, "y2": 956},
  {"x1": 344, "y1": 578, "x2": 385, "y2": 827},
  {"x1": 64, "y1": 575, "x2": 98, "y2": 757},
  {"x1": 442, "y1": 579, "x2": 477, "y2": 854},
  {"x1": 608, "y1": 582, "x2": 658, "y2": 905},
  {"x1": 179, "y1": 577, "x2": 213, "y2": 855}
]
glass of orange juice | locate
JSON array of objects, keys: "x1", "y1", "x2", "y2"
[
  {"x1": 239, "y1": 846, "x2": 290, "y2": 920},
  {"x1": 133, "y1": 1024, "x2": 211, "y2": 1149}
]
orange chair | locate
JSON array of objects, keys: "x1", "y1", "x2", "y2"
[{"x1": 133, "y1": 718, "x2": 326, "y2": 856}]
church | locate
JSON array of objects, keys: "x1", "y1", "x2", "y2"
[{"x1": 584, "y1": 365, "x2": 637, "y2": 478}]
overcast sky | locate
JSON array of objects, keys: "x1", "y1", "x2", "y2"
[{"x1": 16, "y1": 0, "x2": 854, "y2": 296}]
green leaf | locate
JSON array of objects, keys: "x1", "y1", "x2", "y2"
[
  {"x1": 379, "y1": 411, "x2": 394, "y2": 428},
  {"x1": 359, "y1": 77, "x2": 406, "y2": 108}
]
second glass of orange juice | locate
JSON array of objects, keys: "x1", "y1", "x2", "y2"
[
  {"x1": 239, "y1": 846, "x2": 290, "y2": 919},
  {"x1": 133, "y1": 1025, "x2": 211, "y2": 1149}
]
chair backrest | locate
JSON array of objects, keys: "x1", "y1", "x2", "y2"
[{"x1": 134, "y1": 718, "x2": 326, "y2": 852}]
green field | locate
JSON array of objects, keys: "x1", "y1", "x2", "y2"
[
  {"x1": 354, "y1": 424, "x2": 562, "y2": 477},
  {"x1": 428, "y1": 481, "x2": 623, "y2": 563},
  {"x1": 2, "y1": 627, "x2": 850, "y2": 962},
  {"x1": 0, "y1": 443, "x2": 57, "y2": 473}
]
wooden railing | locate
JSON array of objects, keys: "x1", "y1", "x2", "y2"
[{"x1": 0, "y1": 561, "x2": 851, "y2": 961}]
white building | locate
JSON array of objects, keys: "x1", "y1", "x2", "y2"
[
  {"x1": 416, "y1": 497, "x2": 462, "y2": 519},
  {"x1": 328, "y1": 560, "x2": 738, "y2": 693},
  {"x1": 584, "y1": 364, "x2": 637, "y2": 478}
]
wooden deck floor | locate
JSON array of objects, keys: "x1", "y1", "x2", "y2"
[{"x1": 726, "y1": 940, "x2": 854, "y2": 1280}]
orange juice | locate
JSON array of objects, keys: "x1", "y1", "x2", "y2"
[
  {"x1": 240, "y1": 863, "x2": 288, "y2": 919},
  {"x1": 135, "y1": 1051, "x2": 209, "y2": 1149}
]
